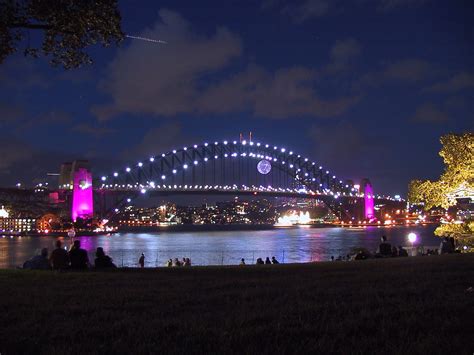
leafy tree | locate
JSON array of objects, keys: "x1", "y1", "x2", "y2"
[
  {"x1": 408, "y1": 133, "x2": 474, "y2": 246},
  {"x1": 408, "y1": 133, "x2": 474, "y2": 210},
  {"x1": 0, "y1": 0, "x2": 123, "y2": 69}
]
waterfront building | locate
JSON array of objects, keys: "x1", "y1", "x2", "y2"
[{"x1": 0, "y1": 217, "x2": 36, "y2": 234}]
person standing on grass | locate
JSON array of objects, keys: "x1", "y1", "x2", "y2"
[
  {"x1": 139, "y1": 253, "x2": 145, "y2": 268},
  {"x1": 69, "y1": 240, "x2": 90, "y2": 270},
  {"x1": 50, "y1": 240, "x2": 69, "y2": 270}
]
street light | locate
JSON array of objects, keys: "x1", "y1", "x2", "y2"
[{"x1": 408, "y1": 232, "x2": 417, "y2": 256}]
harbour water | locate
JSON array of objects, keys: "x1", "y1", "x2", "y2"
[{"x1": 0, "y1": 225, "x2": 439, "y2": 268}]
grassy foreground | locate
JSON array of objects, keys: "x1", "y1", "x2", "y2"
[{"x1": 0, "y1": 255, "x2": 473, "y2": 355}]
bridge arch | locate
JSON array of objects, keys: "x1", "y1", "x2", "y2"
[{"x1": 97, "y1": 139, "x2": 357, "y2": 198}]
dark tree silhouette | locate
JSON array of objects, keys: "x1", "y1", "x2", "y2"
[{"x1": 0, "y1": 0, "x2": 123, "y2": 68}]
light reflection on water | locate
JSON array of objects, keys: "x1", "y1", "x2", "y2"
[{"x1": 0, "y1": 225, "x2": 439, "y2": 268}]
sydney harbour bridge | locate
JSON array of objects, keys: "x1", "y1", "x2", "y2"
[{"x1": 1, "y1": 139, "x2": 378, "y2": 221}]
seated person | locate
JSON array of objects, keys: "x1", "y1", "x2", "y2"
[
  {"x1": 271, "y1": 256, "x2": 279, "y2": 264},
  {"x1": 94, "y1": 247, "x2": 116, "y2": 268},
  {"x1": 69, "y1": 240, "x2": 90, "y2": 270},
  {"x1": 50, "y1": 240, "x2": 69, "y2": 270},
  {"x1": 378, "y1": 236, "x2": 392, "y2": 256},
  {"x1": 23, "y1": 248, "x2": 51, "y2": 270},
  {"x1": 398, "y1": 246, "x2": 409, "y2": 257}
]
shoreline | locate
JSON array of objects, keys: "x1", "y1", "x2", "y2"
[{"x1": 1, "y1": 222, "x2": 438, "y2": 237}]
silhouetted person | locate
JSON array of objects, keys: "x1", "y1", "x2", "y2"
[
  {"x1": 256, "y1": 258, "x2": 264, "y2": 265},
  {"x1": 378, "y1": 236, "x2": 392, "y2": 256},
  {"x1": 24, "y1": 248, "x2": 51, "y2": 270},
  {"x1": 271, "y1": 256, "x2": 279, "y2": 264},
  {"x1": 69, "y1": 240, "x2": 89, "y2": 270},
  {"x1": 50, "y1": 240, "x2": 69, "y2": 270},
  {"x1": 166, "y1": 259, "x2": 172, "y2": 267},
  {"x1": 173, "y1": 258, "x2": 181, "y2": 267},
  {"x1": 449, "y1": 237, "x2": 456, "y2": 252},
  {"x1": 94, "y1": 247, "x2": 116, "y2": 269},
  {"x1": 391, "y1": 246, "x2": 398, "y2": 257},
  {"x1": 398, "y1": 246, "x2": 408, "y2": 257},
  {"x1": 139, "y1": 253, "x2": 145, "y2": 268},
  {"x1": 354, "y1": 250, "x2": 366, "y2": 260},
  {"x1": 331, "y1": 256, "x2": 335, "y2": 261},
  {"x1": 265, "y1": 257, "x2": 271, "y2": 264},
  {"x1": 440, "y1": 237, "x2": 454, "y2": 254},
  {"x1": 240, "y1": 258, "x2": 246, "y2": 265}
]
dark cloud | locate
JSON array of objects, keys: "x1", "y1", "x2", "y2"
[
  {"x1": 262, "y1": 0, "x2": 430, "y2": 22},
  {"x1": 307, "y1": 121, "x2": 398, "y2": 190},
  {"x1": 357, "y1": 58, "x2": 432, "y2": 89},
  {"x1": 0, "y1": 102, "x2": 24, "y2": 125},
  {"x1": 0, "y1": 140, "x2": 33, "y2": 172},
  {"x1": 0, "y1": 57, "x2": 49, "y2": 89},
  {"x1": 93, "y1": 9, "x2": 242, "y2": 121},
  {"x1": 95, "y1": 10, "x2": 360, "y2": 121},
  {"x1": 425, "y1": 72, "x2": 474, "y2": 92},
  {"x1": 411, "y1": 103, "x2": 449, "y2": 123},
  {"x1": 383, "y1": 59, "x2": 432, "y2": 82},
  {"x1": 72, "y1": 123, "x2": 116, "y2": 138},
  {"x1": 123, "y1": 122, "x2": 191, "y2": 161},
  {"x1": 21, "y1": 110, "x2": 73, "y2": 129},
  {"x1": 196, "y1": 65, "x2": 361, "y2": 119},
  {"x1": 0, "y1": 105, "x2": 73, "y2": 130},
  {"x1": 281, "y1": 0, "x2": 330, "y2": 23},
  {"x1": 444, "y1": 96, "x2": 471, "y2": 112},
  {"x1": 325, "y1": 38, "x2": 362, "y2": 73},
  {"x1": 307, "y1": 121, "x2": 415, "y2": 195},
  {"x1": 374, "y1": 0, "x2": 430, "y2": 12}
]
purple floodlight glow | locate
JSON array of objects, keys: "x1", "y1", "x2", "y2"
[
  {"x1": 364, "y1": 182, "x2": 374, "y2": 219},
  {"x1": 72, "y1": 168, "x2": 93, "y2": 222}
]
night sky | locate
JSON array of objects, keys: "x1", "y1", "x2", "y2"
[{"x1": 0, "y1": 0, "x2": 472, "y2": 196}]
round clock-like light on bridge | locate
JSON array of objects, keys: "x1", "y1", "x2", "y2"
[{"x1": 257, "y1": 159, "x2": 272, "y2": 175}]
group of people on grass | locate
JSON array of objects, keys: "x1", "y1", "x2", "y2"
[
  {"x1": 165, "y1": 257, "x2": 192, "y2": 267},
  {"x1": 240, "y1": 256, "x2": 279, "y2": 265},
  {"x1": 22, "y1": 234, "x2": 460, "y2": 270},
  {"x1": 23, "y1": 240, "x2": 116, "y2": 270},
  {"x1": 331, "y1": 235, "x2": 459, "y2": 262}
]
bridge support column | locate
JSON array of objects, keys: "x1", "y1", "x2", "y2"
[
  {"x1": 72, "y1": 168, "x2": 93, "y2": 222},
  {"x1": 361, "y1": 178, "x2": 374, "y2": 220}
]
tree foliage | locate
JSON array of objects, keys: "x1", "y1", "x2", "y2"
[
  {"x1": 435, "y1": 222, "x2": 474, "y2": 247},
  {"x1": 0, "y1": 0, "x2": 123, "y2": 68},
  {"x1": 408, "y1": 133, "x2": 474, "y2": 210}
]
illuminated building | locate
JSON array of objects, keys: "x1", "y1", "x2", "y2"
[{"x1": 0, "y1": 212, "x2": 36, "y2": 234}]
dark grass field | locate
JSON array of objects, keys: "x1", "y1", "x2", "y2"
[{"x1": 0, "y1": 254, "x2": 473, "y2": 355}]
